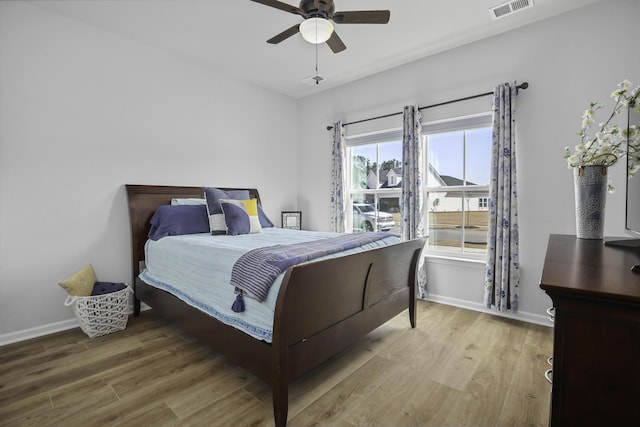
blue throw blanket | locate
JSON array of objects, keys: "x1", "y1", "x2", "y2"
[{"x1": 230, "y1": 232, "x2": 392, "y2": 312}]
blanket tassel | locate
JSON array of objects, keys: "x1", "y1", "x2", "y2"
[{"x1": 231, "y1": 291, "x2": 245, "y2": 313}]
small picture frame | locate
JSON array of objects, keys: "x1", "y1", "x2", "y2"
[{"x1": 281, "y1": 211, "x2": 302, "y2": 230}]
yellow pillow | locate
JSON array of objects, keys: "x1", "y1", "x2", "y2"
[{"x1": 58, "y1": 264, "x2": 97, "y2": 296}]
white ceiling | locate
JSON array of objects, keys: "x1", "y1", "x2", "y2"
[{"x1": 29, "y1": 0, "x2": 598, "y2": 99}]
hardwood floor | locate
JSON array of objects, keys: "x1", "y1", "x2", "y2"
[{"x1": 0, "y1": 301, "x2": 553, "y2": 426}]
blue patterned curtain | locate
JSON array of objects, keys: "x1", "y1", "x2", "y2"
[
  {"x1": 330, "y1": 121, "x2": 347, "y2": 233},
  {"x1": 484, "y1": 83, "x2": 520, "y2": 312},
  {"x1": 401, "y1": 106, "x2": 427, "y2": 298}
]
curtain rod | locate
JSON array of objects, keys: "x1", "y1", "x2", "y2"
[{"x1": 326, "y1": 82, "x2": 529, "y2": 131}]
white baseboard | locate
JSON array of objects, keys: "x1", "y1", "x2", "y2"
[
  {"x1": 0, "y1": 303, "x2": 151, "y2": 346},
  {"x1": 424, "y1": 294, "x2": 553, "y2": 327},
  {"x1": 0, "y1": 318, "x2": 80, "y2": 346}
]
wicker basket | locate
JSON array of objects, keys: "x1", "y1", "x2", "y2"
[{"x1": 64, "y1": 284, "x2": 133, "y2": 338}]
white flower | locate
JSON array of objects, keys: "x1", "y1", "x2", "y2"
[{"x1": 565, "y1": 79, "x2": 640, "y2": 189}]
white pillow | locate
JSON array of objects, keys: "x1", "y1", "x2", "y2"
[{"x1": 171, "y1": 198, "x2": 206, "y2": 206}]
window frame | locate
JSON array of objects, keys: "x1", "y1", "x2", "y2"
[
  {"x1": 343, "y1": 112, "x2": 493, "y2": 261},
  {"x1": 422, "y1": 113, "x2": 493, "y2": 260},
  {"x1": 346, "y1": 129, "x2": 403, "y2": 235}
]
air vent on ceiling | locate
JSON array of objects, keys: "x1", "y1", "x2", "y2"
[
  {"x1": 489, "y1": 0, "x2": 534, "y2": 19},
  {"x1": 302, "y1": 74, "x2": 327, "y2": 86}
]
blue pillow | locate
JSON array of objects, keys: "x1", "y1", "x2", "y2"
[
  {"x1": 220, "y1": 198, "x2": 263, "y2": 235},
  {"x1": 148, "y1": 205, "x2": 209, "y2": 240},
  {"x1": 258, "y1": 207, "x2": 274, "y2": 228},
  {"x1": 91, "y1": 282, "x2": 127, "y2": 296},
  {"x1": 201, "y1": 188, "x2": 274, "y2": 231},
  {"x1": 203, "y1": 187, "x2": 251, "y2": 235}
]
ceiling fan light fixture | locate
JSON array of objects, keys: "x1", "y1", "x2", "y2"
[{"x1": 299, "y1": 17, "x2": 334, "y2": 44}]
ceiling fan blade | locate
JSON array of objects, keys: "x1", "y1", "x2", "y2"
[
  {"x1": 332, "y1": 10, "x2": 390, "y2": 24},
  {"x1": 326, "y1": 31, "x2": 346, "y2": 53},
  {"x1": 250, "y1": 0, "x2": 304, "y2": 16},
  {"x1": 267, "y1": 24, "x2": 301, "y2": 44}
]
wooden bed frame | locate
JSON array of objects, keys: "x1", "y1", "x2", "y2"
[{"x1": 126, "y1": 184, "x2": 426, "y2": 426}]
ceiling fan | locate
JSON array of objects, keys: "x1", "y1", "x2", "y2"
[{"x1": 251, "y1": 0, "x2": 390, "y2": 53}]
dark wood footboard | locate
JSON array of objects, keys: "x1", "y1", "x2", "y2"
[
  {"x1": 126, "y1": 185, "x2": 425, "y2": 427},
  {"x1": 272, "y1": 237, "x2": 424, "y2": 426}
]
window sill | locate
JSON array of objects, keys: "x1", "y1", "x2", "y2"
[{"x1": 425, "y1": 252, "x2": 486, "y2": 266}]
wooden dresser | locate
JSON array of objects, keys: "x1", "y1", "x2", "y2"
[{"x1": 540, "y1": 234, "x2": 640, "y2": 427}]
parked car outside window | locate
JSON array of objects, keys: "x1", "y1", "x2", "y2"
[{"x1": 353, "y1": 203, "x2": 395, "y2": 232}]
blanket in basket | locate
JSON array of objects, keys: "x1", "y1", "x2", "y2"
[{"x1": 230, "y1": 232, "x2": 392, "y2": 312}]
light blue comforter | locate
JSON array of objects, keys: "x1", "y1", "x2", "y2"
[{"x1": 139, "y1": 228, "x2": 400, "y2": 342}]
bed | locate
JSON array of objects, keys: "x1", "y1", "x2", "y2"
[{"x1": 126, "y1": 184, "x2": 426, "y2": 426}]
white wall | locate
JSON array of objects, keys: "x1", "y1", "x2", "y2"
[
  {"x1": 297, "y1": 0, "x2": 640, "y2": 322},
  {"x1": 0, "y1": 2, "x2": 298, "y2": 339}
]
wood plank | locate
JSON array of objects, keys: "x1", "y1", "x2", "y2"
[
  {"x1": 163, "y1": 358, "x2": 255, "y2": 419},
  {"x1": 180, "y1": 388, "x2": 267, "y2": 426},
  {"x1": 289, "y1": 356, "x2": 393, "y2": 426},
  {"x1": 12, "y1": 378, "x2": 120, "y2": 427},
  {"x1": 495, "y1": 343, "x2": 552, "y2": 427},
  {"x1": 0, "y1": 391, "x2": 52, "y2": 426},
  {"x1": 442, "y1": 356, "x2": 516, "y2": 426},
  {"x1": 116, "y1": 402, "x2": 182, "y2": 427}
]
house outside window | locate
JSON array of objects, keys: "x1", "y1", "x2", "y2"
[{"x1": 347, "y1": 131, "x2": 402, "y2": 235}]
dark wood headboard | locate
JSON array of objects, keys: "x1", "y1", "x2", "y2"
[{"x1": 125, "y1": 185, "x2": 261, "y2": 283}]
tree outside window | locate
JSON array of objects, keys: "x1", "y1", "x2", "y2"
[{"x1": 349, "y1": 141, "x2": 402, "y2": 235}]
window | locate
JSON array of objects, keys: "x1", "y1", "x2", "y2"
[
  {"x1": 347, "y1": 132, "x2": 402, "y2": 235},
  {"x1": 345, "y1": 113, "x2": 492, "y2": 258},
  {"x1": 424, "y1": 115, "x2": 492, "y2": 255}
]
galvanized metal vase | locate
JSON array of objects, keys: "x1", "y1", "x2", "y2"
[{"x1": 574, "y1": 165, "x2": 607, "y2": 239}]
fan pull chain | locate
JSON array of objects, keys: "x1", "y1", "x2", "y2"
[
  {"x1": 315, "y1": 20, "x2": 319, "y2": 84},
  {"x1": 315, "y1": 41, "x2": 319, "y2": 84}
]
